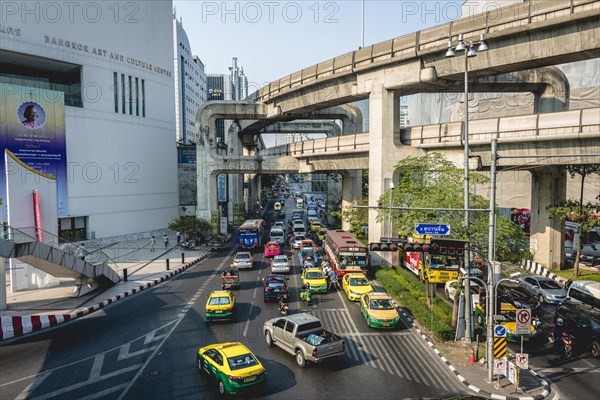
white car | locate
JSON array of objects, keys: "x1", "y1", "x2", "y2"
[
  {"x1": 273, "y1": 221, "x2": 285, "y2": 230},
  {"x1": 233, "y1": 252, "x2": 254, "y2": 270},
  {"x1": 272, "y1": 255, "x2": 291, "y2": 274},
  {"x1": 444, "y1": 280, "x2": 480, "y2": 307},
  {"x1": 293, "y1": 235, "x2": 306, "y2": 249},
  {"x1": 274, "y1": 202, "x2": 282, "y2": 211}
]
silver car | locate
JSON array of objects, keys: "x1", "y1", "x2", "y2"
[
  {"x1": 272, "y1": 255, "x2": 291, "y2": 274},
  {"x1": 293, "y1": 235, "x2": 306, "y2": 249},
  {"x1": 518, "y1": 275, "x2": 567, "y2": 304},
  {"x1": 233, "y1": 252, "x2": 254, "y2": 270}
]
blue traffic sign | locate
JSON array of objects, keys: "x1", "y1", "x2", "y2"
[
  {"x1": 415, "y1": 224, "x2": 451, "y2": 235},
  {"x1": 494, "y1": 325, "x2": 507, "y2": 338}
]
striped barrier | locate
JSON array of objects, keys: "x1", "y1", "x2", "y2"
[
  {"x1": 0, "y1": 254, "x2": 207, "y2": 341},
  {"x1": 520, "y1": 260, "x2": 568, "y2": 284}
]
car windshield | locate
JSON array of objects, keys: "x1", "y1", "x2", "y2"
[
  {"x1": 236, "y1": 254, "x2": 250, "y2": 261},
  {"x1": 350, "y1": 277, "x2": 369, "y2": 286},
  {"x1": 267, "y1": 244, "x2": 278, "y2": 249},
  {"x1": 306, "y1": 272, "x2": 323, "y2": 279},
  {"x1": 209, "y1": 297, "x2": 231, "y2": 305},
  {"x1": 274, "y1": 256, "x2": 288, "y2": 262},
  {"x1": 539, "y1": 280, "x2": 562, "y2": 290},
  {"x1": 370, "y1": 299, "x2": 395, "y2": 310},
  {"x1": 295, "y1": 236, "x2": 305, "y2": 242},
  {"x1": 227, "y1": 353, "x2": 259, "y2": 370}
]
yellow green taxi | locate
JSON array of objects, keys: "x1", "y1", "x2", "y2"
[
  {"x1": 301, "y1": 268, "x2": 328, "y2": 293},
  {"x1": 310, "y1": 221, "x2": 322, "y2": 232},
  {"x1": 360, "y1": 292, "x2": 400, "y2": 329},
  {"x1": 205, "y1": 290, "x2": 236, "y2": 322},
  {"x1": 474, "y1": 303, "x2": 539, "y2": 342},
  {"x1": 316, "y1": 228, "x2": 327, "y2": 242},
  {"x1": 342, "y1": 272, "x2": 373, "y2": 301},
  {"x1": 197, "y1": 342, "x2": 266, "y2": 395}
]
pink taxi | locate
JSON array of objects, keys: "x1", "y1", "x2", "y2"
[{"x1": 264, "y1": 241, "x2": 281, "y2": 258}]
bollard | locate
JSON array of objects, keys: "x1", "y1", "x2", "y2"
[
  {"x1": 181, "y1": 252, "x2": 185, "y2": 263},
  {"x1": 123, "y1": 268, "x2": 128, "y2": 282},
  {"x1": 166, "y1": 258, "x2": 170, "y2": 270}
]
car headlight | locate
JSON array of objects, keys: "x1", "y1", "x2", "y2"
[
  {"x1": 350, "y1": 290, "x2": 361, "y2": 296},
  {"x1": 369, "y1": 316, "x2": 381, "y2": 322}
]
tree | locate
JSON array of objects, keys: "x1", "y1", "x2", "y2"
[
  {"x1": 334, "y1": 197, "x2": 369, "y2": 244},
  {"x1": 168, "y1": 216, "x2": 212, "y2": 241},
  {"x1": 547, "y1": 165, "x2": 600, "y2": 277}
]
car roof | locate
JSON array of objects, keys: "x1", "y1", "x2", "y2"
[
  {"x1": 560, "y1": 301, "x2": 600, "y2": 318},
  {"x1": 217, "y1": 342, "x2": 252, "y2": 357},
  {"x1": 304, "y1": 268, "x2": 322, "y2": 273},
  {"x1": 266, "y1": 241, "x2": 279, "y2": 245},
  {"x1": 283, "y1": 313, "x2": 320, "y2": 325},
  {"x1": 266, "y1": 275, "x2": 286, "y2": 281},
  {"x1": 347, "y1": 273, "x2": 368, "y2": 278},
  {"x1": 274, "y1": 255, "x2": 288, "y2": 259},
  {"x1": 368, "y1": 292, "x2": 392, "y2": 300},
  {"x1": 209, "y1": 290, "x2": 231, "y2": 297}
]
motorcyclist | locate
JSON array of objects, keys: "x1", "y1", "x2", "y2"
[
  {"x1": 553, "y1": 317, "x2": 566, "y2": 355},
  {"x1": 278, "y1": 293, "x2": 289, "y2": 313},
  {"x1": 300, "y1": 283, "x2": 311, "y2": 303}
]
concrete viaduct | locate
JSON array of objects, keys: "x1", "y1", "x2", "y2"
[{"x1": 195, "y1": 0, "x2": 600, "y2": 269}]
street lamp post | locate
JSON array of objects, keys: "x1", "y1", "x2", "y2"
[
  {"x1": 389, "y1": 182, "x2": 394, "y2": 238},
  {"x1": 445, "y1": 33, "x2": 489, "y2": 343}
]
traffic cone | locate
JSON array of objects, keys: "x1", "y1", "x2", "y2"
[{"x1": 469, "y1": 347, "x2": 476, "y2": 364}]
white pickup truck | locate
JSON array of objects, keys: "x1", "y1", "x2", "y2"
[{"x1": 263, "y1": 313, "x2": 346, "y2": 368}]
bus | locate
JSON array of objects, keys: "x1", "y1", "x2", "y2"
[
  {"x1": 238, "y1": 219, "x2": 267, "y2": 251},
  {"x1": 324, "y1": 229, "x2": 368, "y2": 278},
  {"x1": 402, "y1": 235, "x2": 467, "y2": 284}
]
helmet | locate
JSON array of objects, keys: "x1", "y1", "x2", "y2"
[{"x1": 557, "y1": 317, "x2": 564, "y2": 326}]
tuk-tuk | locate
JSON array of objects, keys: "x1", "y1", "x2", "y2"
[{"x1": 221, "y1": 266, "x2": 240, "y2": 290}]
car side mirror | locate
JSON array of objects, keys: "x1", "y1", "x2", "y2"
[{"x1": 206, "y1": 294, "x2": 210, "y2": 298}]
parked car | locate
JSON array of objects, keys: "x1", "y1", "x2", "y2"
[
  {"x1": 233, "y1": 252, "x2": 253, "y2": 270},
  {"x1": 517, "y1": 275, "x2": 567, "y2": 304},
  {"x1": 271, "y1": 255, "x2": 291, "y2": 274},
  {"x1": 360, "y1": 292, "x2": 400, "y2": 329},
  {"x1": 342, "y1": 273, "x2": 373, "y2": 301},
  {"x1": 196, "y1": 342, "x2": 266, "y2": 395},
  {"x1": 263, "y1": 241, "x2": 281, "y2": 258},
  {"x1": 263, "y1": 275, "x2": 289, "y2": 302},
  {"x1": 497, "y1": 281, "x2": 542, "y2": 316},
  {"x1": 554, "y1": 301, "x2": 600, "y2": 357},
  {"x1": 263, "y1": 313, "x2": 346, "y2": 368},
  {"x1": 205, "y1": 291, "x2": 236, "y2": 322}
]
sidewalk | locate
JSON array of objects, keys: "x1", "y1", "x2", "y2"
[{"x1": 1, "y1": 236, "x2": 212, "y2": 340}]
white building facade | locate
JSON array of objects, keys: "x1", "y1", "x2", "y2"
[
  {"x1": 0, "y1": 1, "x2": 179, "y2": 240},
  {"x1": 173, "y1": 12, "x2": 206, "y2": 145}
]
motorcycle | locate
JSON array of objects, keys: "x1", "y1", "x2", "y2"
[
  {"x1": 180, "y1": 239, "x2": 196, "y2": 250},
  {"x1": 300, "y1": 287, "x2": 312, "y2": 306},
  {"x1": 551, "y1": 330, "x2": 573, "y2": 358},
  {"x1": 278, "y1": 294, "x2": 289, "y2": 316}
]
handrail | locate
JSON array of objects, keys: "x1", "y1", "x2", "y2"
[{"x1": 1, "y1": 225, "x2": 119, "y2": 272}]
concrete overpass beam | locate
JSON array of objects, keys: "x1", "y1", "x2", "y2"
[
  {"x1": 341, "y1": 170, "x2": 363, "y2": 231},
  {"x1": 530, "y1": 167, "x2": 566, "y2": 270},
  {"x1": 368, "y1": 84, "x2": 399, "y2": 247}
]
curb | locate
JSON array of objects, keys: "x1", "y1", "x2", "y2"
[
  {"x1": 0, "y1": 254, "x2": 208, "y2": 341},
  {"x1": 395, "y1": 308, "x2": 551, "y2": 400},
  {"x1": 520, "y1": 260, "x2": 568, "y2": 284}
]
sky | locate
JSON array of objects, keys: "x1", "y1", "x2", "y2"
[{"x1": 173, "y1": 0, "x2": 466, "y2": 92}]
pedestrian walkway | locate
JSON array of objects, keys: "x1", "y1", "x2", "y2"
[{"x1": 1, "y1": 235, "x2": 213, "y2": 340}]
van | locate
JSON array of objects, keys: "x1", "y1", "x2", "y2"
[
  {"x1": 269, "y1": 228, "x2": 285, "y2": 245},
  {"x1": 567, "y1": 280, "x2": 600, "y2": 309},
  {"x1": 296, "y1": 198, "x2": 304, "y2": 209}
]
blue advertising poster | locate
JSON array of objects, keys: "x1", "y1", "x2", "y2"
[
  {"x1": 0, "y1": 84, "x2": 68, "y2": 221},
  {"x1": 217, "y1": 174, "x2": 227, "y2": 202}
]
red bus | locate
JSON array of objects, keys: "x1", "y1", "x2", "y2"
[{"x1": 324, "y1": 229, "x2": 368, "y2": 278}]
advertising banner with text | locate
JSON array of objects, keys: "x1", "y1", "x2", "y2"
[{"x1": 0, "y1": 84, "x2": 68, "y2": 222}]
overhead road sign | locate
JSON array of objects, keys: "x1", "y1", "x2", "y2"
[{"x1": 415, "y1": 224, "x2": 451, "y2": 235}]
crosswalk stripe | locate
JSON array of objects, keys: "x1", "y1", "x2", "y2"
[
  {"x1": 368, "y1": 336, "x2": 403, "y2": 377},
  {"x1": 385, "y1": 334, "x2": 422, "y2": 382}
]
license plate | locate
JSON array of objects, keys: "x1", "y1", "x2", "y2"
[
  {"x1": 215, "y1": 310, "x2": 222, "y2": 314},
  {"x1": 245, "y1": 375, "x2": 256, "y2": 383},
  {"x1": 383, "y1": 323, "x2": 390, "y2": 327}
]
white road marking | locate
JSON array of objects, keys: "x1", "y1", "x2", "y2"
[
  {"x1": 88, "y1": 354, "x2": 104, "y2": 381},
  {"x1": 117, "y1": 343, "x2": 158, "y2": 361},
  {"x1": 77, "y1": 383, "x2": 128, "y2": 400},
  {"x1": 29, "y1": 364, "x2": 142, "y2": 400},
  {"x1": 14, "y1": 372, "x2": 51, "y2": 400}
]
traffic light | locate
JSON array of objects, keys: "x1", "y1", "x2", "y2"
[
  {"x1": 429, "y1": 238, "x2": 467, "y2": 256},
  {"x1": 403, "y1": 243, "x2": 430, "y2": 253},
  {"x1": 369, "y1": 238, "x2": 406, "y2": 252}
]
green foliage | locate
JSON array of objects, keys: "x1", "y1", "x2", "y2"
[
  {"x1": 168, "y1": 216, "x2": 211, "y2": 240},
  {"x1": 548, "y1": 200, "x2": 600, "y2": 232},
  {"x1": 334, "y1": 197, "x2": 368, "y2": 243},
  {"x1": 376, "y1": 268, "x2": 455, "y2": 340}
]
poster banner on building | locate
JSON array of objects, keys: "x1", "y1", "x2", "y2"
[
  {"x1": 0, "y1": 84, "x2": 67, "y2": 222},
  {"x1": 217, "y1": 174, "x2": 227, "y2": 203}
]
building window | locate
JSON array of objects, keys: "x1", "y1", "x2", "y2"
[
  {"x1": 113, "y1": 72, "x2": 118, "y2": 113},
  {"x1": 128, "y1": 75, "x2": 133, "y2": 115},
  {"x1": 121, "y1": 74, "x2": 125, "y2": 113},
  {"x1": 135, "y1": 77, "x2": 139, "y2": 116},
  {"x1": 141, "y1": 79, "x2": 145, "y2": 117}
]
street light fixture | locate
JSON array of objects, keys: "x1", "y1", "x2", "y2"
[{"x1": 445, "y1": 32, "x2": 489, "y2": 344}]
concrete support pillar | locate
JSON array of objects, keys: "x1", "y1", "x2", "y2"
[
  {"x1": 368, "y1": 85, "x2": 399, "y2": 245},
  {"x1": 530, "y1": 167, "x2": 566, "y2": 270},
  {"x1": 0, "y1": 257, "x2": 7, "y2": 311},
  {"x1": 341, "y1": 170, "x2": 363, "y2": 231}
]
